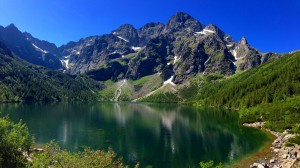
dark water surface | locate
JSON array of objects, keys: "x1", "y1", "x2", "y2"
[{"x1": 0, "y1": 102, "x2": 270, "y2": 168}]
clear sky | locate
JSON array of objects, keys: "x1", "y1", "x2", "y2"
[{"x1": 0, "y1": 0, "x2": 299, "y2": 53}]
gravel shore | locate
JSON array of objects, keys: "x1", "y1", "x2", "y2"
[{"x1": 243, "y1": 122, "x2": 299, "y2": 168}]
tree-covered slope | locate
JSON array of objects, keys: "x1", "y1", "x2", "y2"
[
  {"x1": 193, "y1": 51, "x2": 300, "y2": 108},
  {"x1": 0, "y1": 42, "x2": 100, "y2": 102},
  {"x1": 185, "y1": 51, "x2": 300, "y2": 133}
]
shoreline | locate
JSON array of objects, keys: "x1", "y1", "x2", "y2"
[
  {"x1": 228, "y1": 128, "x2": 275, "y2": 168},
  {"x1": 242, "y1": 122, "x2": 299, "y2": 168}
]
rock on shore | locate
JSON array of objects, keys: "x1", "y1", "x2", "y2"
[{"x1": 243, "y1": 122, "x2": 299, "y2": 168}]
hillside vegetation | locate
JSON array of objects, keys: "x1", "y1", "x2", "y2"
[
  {"x1": 191, "y1": 51, "x2": 300, "y2": 133},
  {"x1": 194, "y1": 52, "x2": 300, "y2": 108},
  {"x1": 0, "y1": 42, "x2": 101, "y2": 102}
]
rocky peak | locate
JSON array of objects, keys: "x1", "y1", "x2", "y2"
[
  {"x1": 231, "y1": 36, "x2": 262, "y2": 71},
  {"x1": 0, "y1": 23, "x2": 63, "y2": 70},
  {"x1": 1, "y1": 24, "x2": 23, "y2": 39},
  {"x1": 233, "y1": 37, "x2": 253, "y2": 60},
  {"x1": 112, "y1": 24, "x2": 139, "y2": 45},
  {"x1": 170, "y1": 12, "x2": 193, "y2": 23},
  {"x1": 113, "y1": 24, "x2": 136, "y2": 33},
  {"x1": 163, "y1": 12, "x2": 204, "y2": 34},
  {"x1": 5, "y1": 24, "x2": 19, "y2": 31},
  {"x1": 239, "y1": 36, "x2": 248, "y2": 45}
]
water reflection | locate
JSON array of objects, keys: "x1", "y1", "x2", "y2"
[{"x1": 0, "y1": 102, "x2": 270, "y2": 168}]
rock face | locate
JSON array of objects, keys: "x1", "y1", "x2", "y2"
[
  {"x1": 0, "y1": 12, "x2": 281, "y2": 83},
  {"x1": 138, "y1": 22, "x2": 164, "y2": 46},
  {"x1": 23, "y1": 32, "x2": 60, "y2": 56},
  {"x1": 0, "y1": 24, "x2": 62, "y2": 69},
  {"x1": 112, "y1": 24, "x2": 140, "y2": 46},
  {"x1": 230, "y1": 37, "x2": 262, "y2": 71}
]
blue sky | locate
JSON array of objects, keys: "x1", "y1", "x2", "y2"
[{"x1": 0, "y1": 0, "x2": 299, "y2": 53}]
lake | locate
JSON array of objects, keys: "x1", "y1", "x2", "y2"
[{"x1": 0, "y1": 102, "x2": 270, "y2": 168}]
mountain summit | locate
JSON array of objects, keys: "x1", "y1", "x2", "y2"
[{"x1": 163, "y1": 12, "x2": 204, "y2": 35}]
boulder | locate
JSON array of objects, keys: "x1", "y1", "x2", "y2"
[
  {"x1": 281, "y1": 154, "x2": 288, "y2": 159},
  {"x1": 270, "y1": 158, "x2": 275, "y2": 163}
]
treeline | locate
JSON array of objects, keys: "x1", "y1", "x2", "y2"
[{"x1": 0, "y1": 42, "x2": 101, "y2": 102}]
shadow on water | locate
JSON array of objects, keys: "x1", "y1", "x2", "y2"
[{"x1": 0, "y1": 102, "x2": 270, "y2": 168}]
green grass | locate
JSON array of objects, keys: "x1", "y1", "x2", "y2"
[
  {"x1": 140, "y1": 92, "x2": 180, "y2": 103},
  {"x1": 288, "y1": 136, "x2": 300, "y2": 145},
  {"x1": 140, "y1": 84, "x2": 180, "y2": 103},
  {"x1": 100, "y1": 74, "x2": 163, "y2": 101}
]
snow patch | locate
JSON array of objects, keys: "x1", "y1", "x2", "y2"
[
  {"x1": 32, "y1": 43, "x2": 48, "y2": 54},
  {"x1": 226, "y1": 44, "x2": 234, "y2": 48},
  {"x1": 194, "y1": 28, "x2": 216, "y2": 35},
  {"x1": 232, "y1": 49, "x2": 237, "y2": 58},
  {"x1": 117, "y1": 36, "x2": 129, "y2": 42},
  {"x1": 131, "y1": 46, "x2": 141, "y2": 51},
  {"x1": 204, "y1": 57, "x2": 211, "y2": 65},
  {"x1": 163, "y1": 76, "x2": 176, "y2": 86},
  {"x1": 62, "y1": 56, "x2": 71, "y2": 69},
  {"x1": 63, "y1": 59, "x2": 70, "y2": 69},
  {"x1": 173, "y1": 56, "x2": 179, "y2": 64}
]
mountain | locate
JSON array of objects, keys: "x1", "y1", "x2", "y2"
[
  {"x1": 0, "y1": 42, "x2": 100, "y2": 102},
  {"x1": 0, "y1": 12, "x2": 281, "y2": 84},
  {"x1": 0, "y1": 24, "x2": 63, "y2": 69},
  {"x1": 56, "y1": 12, "x2": 280, "y2": 84}
]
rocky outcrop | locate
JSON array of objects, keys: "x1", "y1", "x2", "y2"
[
  {"x1": 127, "y1": 36, "x2": 170, "y2": 79},
  {"x1": 230, "y1": 37, "x2": 262, "y2": 71},
  {"x1": 138, "y1": 22, "x2": 164, "y2": 45}
]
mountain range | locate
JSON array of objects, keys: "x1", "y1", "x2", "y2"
[
  {"x1": 0, "y1": 12, "x2": 291, "y2": 102},
  {"x1": 0, "y1": 12, "x2": 282, "y2": 83}
]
